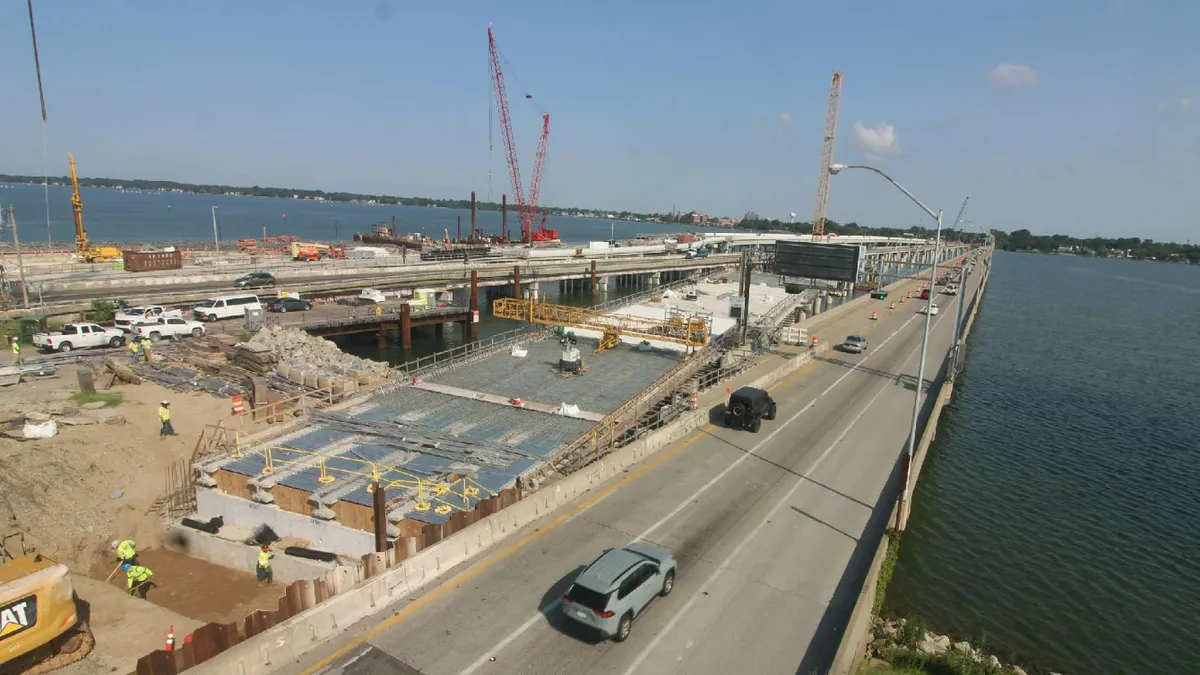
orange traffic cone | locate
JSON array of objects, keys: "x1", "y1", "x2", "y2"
[
  {"x1": 231, "y1": 395, "x2": 246, "y2": 415},
  {"x1": 165, "y1": 625, "x2": 175, "y2": 652},
  {"x1": 811, "y1": 335, "x2": 819, "y2": 348},
  {"x1": 871, "y1": 311, "x2": 878, "y2": 320},
  {"x1": 890, "y1": 301, "x2": 896, "y2": 310}
]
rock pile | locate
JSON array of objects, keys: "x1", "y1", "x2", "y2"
[
  {"x1": 867, "y1": 616, "x2": 1061, "y2": 675},
  {"x1": 252, "y1": 325, "x2": 393, "y2": 379}
]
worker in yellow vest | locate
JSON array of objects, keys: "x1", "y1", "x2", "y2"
[
  {"x1": 128, "y1": 339, "x2": 142, "y2": 363},
  {"x1": 256, "y1": 545, "x2": 275, "y2": 587},
  {"x1": 112, "y1": 539, "x2": 138, "y2": 565},
  {"x1": 123, "y1": 562, "x2": 154, "y2": 598},
  {"x1": 10, "y1": 337, "x2": 21, "y2": 365},
  {"x1": 158, "y1": 401, "x2": 177, "y2": 437}
]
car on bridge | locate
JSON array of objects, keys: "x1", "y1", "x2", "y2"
[
  {"x1": 723, "y1": 386, "x2": 777, "y2": 432},
  {"x1": 923, "y1": 303, "x2": 940, "y2": 316},
  {"x1": 840, "y1": 334, "x2": 868, "y2": 354},
  {"x1": 561, "y1": 542, "x2": 677, "y2": 642},
  {"x1": 233, "y1": 272, "x2": 276, "y2": 289},
  {"x1": 869, "y1": 289, "x2": 889, "y2": 300}
]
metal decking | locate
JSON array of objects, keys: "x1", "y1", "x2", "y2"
[{"x1": 213, "y1": 336, "x2": 681, "y2": 525}]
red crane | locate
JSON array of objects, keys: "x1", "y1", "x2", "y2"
[{"x1": 488, "y1": 26, "x2": 558, "y2": 244}]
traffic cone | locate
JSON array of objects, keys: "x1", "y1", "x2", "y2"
[
  {"x1": 165, "y1": 625, "x2": 175, "y2": 652},
  {"x1": 890, "y1": 301, "x2": 896, "y2": 310},
  {"x1": 871, "y1": 311, "x2": 878, "y2": 320},
  {"x1": 231, "y1": 395, "x2": 246, "y2": 415}
]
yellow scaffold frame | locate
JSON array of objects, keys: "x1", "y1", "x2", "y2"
[
  {"x1": 492, "y1": 297, "x2": 710, "y2": 354},
  {"x1": 235, "y1": 436, "x2": 494, "y2": 517}
]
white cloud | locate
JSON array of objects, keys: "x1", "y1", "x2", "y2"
[
  {"x1": 777, "y1": 112, "x2": 791, "y2": 125},
  {"x1": 853, "y1": 121, "x2": 900, "y2": 161},
  {"x1": 1157, "y1": 96, "x2": 1195, "y2": 115},
  {"x1": 987, "y1": 63, "x2": 1039, "y2": 89}
]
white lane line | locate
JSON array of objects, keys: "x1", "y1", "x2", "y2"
[
  {"x1": 456, "y1": 313, "x2": 922, "y2": 675},
  {"x1": 618, "y1": 302, "x2": 959, "y2": 675}
]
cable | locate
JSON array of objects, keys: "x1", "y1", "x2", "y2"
[{"x1": 28, "y1": 0, "x2": 52, "y2": 246}]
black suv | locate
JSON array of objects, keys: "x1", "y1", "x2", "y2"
[{"x1": 723, "y1": 386, "x2": 777, "y2": 432}]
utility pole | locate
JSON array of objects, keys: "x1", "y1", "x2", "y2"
[
  {"x1": 7, "y1": 205, "x2": 30, "y2": 309},
  {"x1": 211, "y1": 206, "x2": 221, "y2": 263}
]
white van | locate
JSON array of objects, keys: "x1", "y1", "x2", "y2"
[{"x1": 193, "y1": 294, "x2": 262, "y2": 322}]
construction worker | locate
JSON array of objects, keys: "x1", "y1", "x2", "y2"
[
  {"x1": 10, "y1": 336, "x2": 21, "y2": 365},
  {"x1": 140, "y1": 336, "x2": 153, "y2": 363},
  {"x1": 129, "y1": 338, "x2": 143, "y2": 363},
  {"x1": 255, "y1": 545, "x2": 274, "y2": 587},
  {"x1": 158, "y1": 400, "x2": 177, "y2": 437},
  {"x1": 123, "y1": 562, "x2": 154, "y2": 598},
  {"x1": 113, "y1": 539, "x2": 138, "y2": 565}
]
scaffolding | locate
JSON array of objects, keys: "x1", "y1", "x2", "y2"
[{"x1": 492, "y1": 297, "x2": 711, "y2": 354}]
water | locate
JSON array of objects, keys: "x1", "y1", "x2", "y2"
[
  {"x1": 886, "y1": 252, "x2": 1200, "y2": 674},
  {"x1": 0, "y1": 182, "x2": 713, "y2": 246}
]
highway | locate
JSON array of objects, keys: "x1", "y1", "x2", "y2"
[{"x1": 281, "y1": 267, "x2": 982, "y2": 675}]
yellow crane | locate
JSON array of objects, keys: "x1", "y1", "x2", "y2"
[
  {"x1": 492, "y1": 297, "x2": 710, "y2": 354},
  {"x1": 68, "y1": 154, "x2": 121, "y2": 262}
]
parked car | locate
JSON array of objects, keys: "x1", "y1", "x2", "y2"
[
  {"x1": 132, "y1": 317, "x2": 206, "y2": 341},
  {"x1": 114, "y1": 305, "x2": 184, "y2": 332},
  {"x1": 33, "y1": 323, "x2": 126, "y2": 353},
  {"x1": 840, "y1": 334, "x2": 868, "y2": 354},
  {"x1": 723, "y1": 385, "x2": 777, "y2": 433},
  {"x1": 561, "y1": 543, "x2": 677, "y2": 642},
  {"x1": 233, "y1": 272, "x2": 276, "y2": 289},
  {"x1": 266, "y1": 297, "x2": 313, "y2": 313}
]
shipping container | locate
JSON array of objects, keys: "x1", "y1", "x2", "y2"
[
  {"x1": 123, "y1": 249, "x2": 183, "y2": 272},
  {"x1": 677, "y1": 234, "x2": 696, "y2": 244}
]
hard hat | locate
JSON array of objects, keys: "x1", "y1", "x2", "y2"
[
  {"x1": 111, "y1": 540, "x2": 119, "y2": 550},
  {"x1": 121, "y1": 563, "x2": 132, "y2": 571},
  {"x1": 261, "y1": 545, "x2": 270, "y2": 551},
  {"x1": 161, "y1": 400, "x2": 170, "y2": 406}
]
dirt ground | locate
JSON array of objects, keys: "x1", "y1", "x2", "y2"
[
  {"x1": 86, "y1": 548, "x2": 284, "y2": 624},
  {"x1": 0, "y1": 365, "x2": 229, "y2": 573}
]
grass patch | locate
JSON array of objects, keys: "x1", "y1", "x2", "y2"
[
  {"x1": 860, "y1": 665, "x2": 926, "y2": 675},
  {"x1": 877, "y1": 647, "x2": 1015, "y2": 675},
  {"x1": 873, "y1": 528, "x2": 902, "y2": 614},
  {"x1": 71, "y1": 391, "x2": 125, "y2": 407}
]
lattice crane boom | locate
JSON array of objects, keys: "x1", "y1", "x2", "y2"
[
  {"x1": 488, "y1": 26, "x2": 527, "y2": 237},
  {"x1": 527, "y1": 113, "x2": 551, "y2": 236},
  {"x1": 812, "y1": 72, "x2": 843, "y2": 239}
]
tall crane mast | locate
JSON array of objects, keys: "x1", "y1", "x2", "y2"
[
  {"x1": 68, "y1": 153, "x2": 87, "y2": 254},
  {"x1": 488, "y1": 25, "x2": 554, "y2": 243},
  {"x1": 812, "y1": 72, "x2": 842, "y2": 239}
]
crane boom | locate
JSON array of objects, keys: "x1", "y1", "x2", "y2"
[
  {"x1": 68, "y1": 153, "x2": 87, "y2": 253},
  {"x1": 812, "y1": 72, "x2": 842, "y2": 239},
  {"x1": 527, "y1": 113, "x2": 550, "y2": 233}
]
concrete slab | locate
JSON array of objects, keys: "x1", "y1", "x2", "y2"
[{"x1": 411, "y1": 381, "x2": 605, "y2": 421}]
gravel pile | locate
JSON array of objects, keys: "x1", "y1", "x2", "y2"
[{"x1": 252, "y1": 326, "x2": 394, "y2": 378}]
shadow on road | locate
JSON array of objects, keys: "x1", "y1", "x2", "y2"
[
  {"x1": 792, "y1": 353, "x2": 950, "y2": 675},
  {"x1": 790, "y1": 505, "x2": 858, "y2": 542},
  {"x1": 822, "y1": 356, "x2": 930, "y2": 394},
  {"x1": 537, "y1": 564, "x2": 609, "y2": 644}
]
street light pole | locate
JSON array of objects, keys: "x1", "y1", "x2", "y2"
[
  {"x1": 828, "y1": 163, "x2": 948, "y2": 529},
  {"x1": 211, "y1": 206, "x2": 221, "y2": 264}
]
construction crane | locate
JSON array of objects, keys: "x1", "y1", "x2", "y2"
[
  {"x1": 487, "y1": 26, "x2": 558, "y2": 245},
  {"x1": 811, "y1": 72, "x2": 843, "y2": 239},
  {"x1": 492, "y1": 297, "x2": 710, "y2": 354},
  {"x1": 68, "y1": 154, "x2": 121, "y2": 262}
]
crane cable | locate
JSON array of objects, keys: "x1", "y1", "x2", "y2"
[{"x1": 27, "y1": 0, "x2": 52, "y2": 246}]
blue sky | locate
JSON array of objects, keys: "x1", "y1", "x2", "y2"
[{"x1": 1, "y1": 0, "x2": 1196, "y2": 242}]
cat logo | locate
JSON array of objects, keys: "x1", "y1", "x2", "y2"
[{"x1": 0, "y1": 596, "x2": 37, "y2": 640}]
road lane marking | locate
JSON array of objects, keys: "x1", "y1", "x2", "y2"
[
  {"x1": 300, "y1": 280, "x2": 959, "y2": 675},
  {"x1": 456, "y1": 314, "x2": 922, "y2": 675},
  {"x1": 618, "y1": 297, "x2": 961, "y2": 675}
]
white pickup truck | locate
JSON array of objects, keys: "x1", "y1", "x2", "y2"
[
  {"x1": 114, "y1": 305, "x2": 185, "y2": 332},
  {"x1": 33, "y1": 323, "x2": 127, "y2": 353},
  {"x1": 131, "y1": 317, "x2": 206, "y2": 341}
]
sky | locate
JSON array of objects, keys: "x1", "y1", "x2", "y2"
[{"x1": 0, "y1": 0, "x2": 1197, "y2": 243}]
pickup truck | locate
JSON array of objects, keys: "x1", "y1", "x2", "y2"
[
  {"x1": 114, "y1": 305, "x2": 185, "y2": 332},
  {"x1": 33, "y1": 323, "x2": 126, "y2": 353},
  {"x1": 131, "y1": 317, "x2": 206, "y2": 341}
]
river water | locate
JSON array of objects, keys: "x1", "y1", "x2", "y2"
[{"x1": 886, "y1": 252, "x2": 1200, "y2": 674}]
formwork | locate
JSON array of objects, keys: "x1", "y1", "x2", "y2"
[{"x1": 195, "y1": 337, "x2": 682, "y2": 555}]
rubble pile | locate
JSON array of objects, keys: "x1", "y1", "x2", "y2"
[{"x1": 252, "y1": 326, "x2": 393, "y2": 379}]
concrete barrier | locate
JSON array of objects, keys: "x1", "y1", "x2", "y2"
[{"x1": 827, "y1": 254, "x2": 991, "y2": 674}]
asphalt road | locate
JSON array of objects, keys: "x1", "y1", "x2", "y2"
[{"x1": 282, "y1": 267, "x2": 982, "y2": 675}]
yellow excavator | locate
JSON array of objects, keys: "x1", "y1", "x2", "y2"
[
  {"x1": 68, "y1": 154, "x2": 121, "y2": 263},
  {"x1": 0, "y1": 533, "x2": 93, "y2": 674}
]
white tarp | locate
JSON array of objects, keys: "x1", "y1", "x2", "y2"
[{"x1": 23, "y1": 420, "x2": 58, "y2": 439}]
